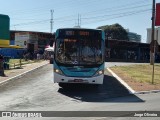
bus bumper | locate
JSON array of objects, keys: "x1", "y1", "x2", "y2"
[{"x1": 53, "y1": 73, "x2": 104, "y2": 84}]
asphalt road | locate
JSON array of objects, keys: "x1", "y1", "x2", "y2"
[{"x1": 0, "y1": 63, "x2": 159, "y2": 120}]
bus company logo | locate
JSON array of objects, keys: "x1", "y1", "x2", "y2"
[
  {"x1": 1, "y1": 112, "x2": 42, "y2": 118},
  {"x1": 2, "y1": 112, "x2": 11, "y2": 117}
]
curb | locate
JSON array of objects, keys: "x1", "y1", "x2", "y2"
[
  {"x1": 134, "y1": 90, "x2": 160, "y2": 94},
  {"x1": 0, "y1": 62, "x2": 49, "y2": 86},
  {"x1": 107, "y1": 68, "x2": 160, "y2": 94},
  {"x1": 107, "y1": 68, "x2": 136, "y2": 94}
]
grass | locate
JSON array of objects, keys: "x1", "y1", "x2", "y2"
[
  {"x1": 7, "y1": 59, "x2": 41, "y2": 68},
  {"x1": 110, "y1": 64, "x2": 160, "y2": 84},
  {"x1": 3, "y1": 59, "x2": 44, "y2": 74},
  {"x1": 9, "y1": 59, "x2": 33, "y2": 65}
]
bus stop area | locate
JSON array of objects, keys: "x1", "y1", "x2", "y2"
[
  {"x1": 105, "y1": 40, "x2": 160, "y2": 63},
  {"x1": 0, "y1": 60, "x2": 48, "y2": 85}
]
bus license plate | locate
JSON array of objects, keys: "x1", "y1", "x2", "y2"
[{"x1": 74, "y1": 79, "x2": 83, "y2": 82}]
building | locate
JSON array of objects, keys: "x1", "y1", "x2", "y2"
[
  {"x1": 15, "y1": 32, "x2": 38, "y2": 52},
  {"x1": 10, "y1": 30, "x2": 55, "y2": 52},
  {"x1": 0, "y1": 14, "x2": 21, "y2": 48},
  {"x1": 147, "y1": 28, "x2": 160, "y2": 45},
  {"x1": 0, "y1": 14, "x2": 10, "y2": 47},
  {"x1": 106, "y1": 39, "x2": 160, "y2": 63},
  {"x1": 106, "y1": 29, "x2": 141, "y2": 42},
  {"x1": 126, "y1": 29, "x2": 141, "y2": 42}
]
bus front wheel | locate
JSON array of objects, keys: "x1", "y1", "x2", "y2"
[{"x1": 58, "y1": 83, "x2": 68, "y2": 88}]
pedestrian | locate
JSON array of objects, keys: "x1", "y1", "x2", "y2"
[
  {"x1": 0, "y1": 54, "x2": 6, "y2": 77},
  {"x1": 37, "y1": 53, "x2": 40, "y2": 60}
]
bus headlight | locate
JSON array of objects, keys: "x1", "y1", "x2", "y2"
[
  {"x1": 98, "y1": 70, "x2": 103, "y2": 75},
  {"x1": 94, "y1": 70, "x2": 104, "y2": 76},
  {"x1": 54, "y1": 69, "x2": 63, "y2": 75}
]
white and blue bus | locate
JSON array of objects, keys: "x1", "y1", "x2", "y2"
[{"x1": 53, "y1": 28, "x2": 105, "y2": 87}]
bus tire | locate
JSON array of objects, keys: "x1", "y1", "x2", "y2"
[
  {"x1": 92, "y1": 84, "x2": 100, "y2": 89},
  {"x1": 59, "y1": 83, "x2": 67, "y2": 88}
]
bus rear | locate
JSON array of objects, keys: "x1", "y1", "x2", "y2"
[{"x1": 53, "y1": 28, "x2": 105, "y2": 86}]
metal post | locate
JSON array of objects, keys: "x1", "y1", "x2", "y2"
[
  {"x1": 0, "y1": 55, "x2": 5, "y2": 76},
  {"x1": 150, "y1": 0, "x2": 156, "y2": 65},
  {"x1": 19, "y1": 58, "x2": 22, "y2": 68},
  {"x1": 50, "y1": 10, "x2": 54, "y2": 34},
  {"x1": 152, "y1": 40, "x2": 155, "y2": 84},
  {"x1": 152, "y1": 30, "x2": 158, "y2": 84},
  {"x1": 151, "y1": 0, "x2": 156, "y2": 84}
]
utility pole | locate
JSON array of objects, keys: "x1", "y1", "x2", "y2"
[
  {"x1": 150, "y1": 0, "x2": 156, "y2": 65},
  {"x1": 74, "y1": 14, "x2": 81, "y2": 28},
  {"x1": 150, "y1": 0, "x2": 156, "y2": 84},
  {"x1": 50, "y1": 10, "x2": 54, "y2": 34},
  {"x1": 78, "y1": 14, "x2": 80, "y2": 27},
  {"x1": 80, "y1": 14, "x2": 81, "y2": 27}
]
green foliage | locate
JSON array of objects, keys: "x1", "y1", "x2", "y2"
[{"x1": 97, "y1": 23, "x2": 129, "y2": 40}]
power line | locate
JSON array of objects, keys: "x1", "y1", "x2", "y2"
[
  {"x1": 11, "y1": 19, "x2": 49, "y2": 26},
  {"x1": 10, "y1": 0, "x2": 152, "y2": 30},
  {"x1": 10, "y1": 0, "x2": 150, "y2": 20},
  {"x1": 11, "y1": 8, "x2": 151, "y2": 28},
  {"x1": 82, "y1": 8, "x2": 151, "y2": 20},
  {"x1": 82, "y1": 9, "x2": 151, "y2": 25},
  {"x1": 7, "y1": 0, "x2": 75, "y2": 15},
  {"x1": 82, "y1": 4, "x2": 151, "y2": 17},
  {"x1": 9, "y1": 0, "x2": 148, "y2": 19}
]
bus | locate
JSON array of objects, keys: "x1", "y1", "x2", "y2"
[{"x1": 53, "y1": 28, "x2": 105, "y2": 87}]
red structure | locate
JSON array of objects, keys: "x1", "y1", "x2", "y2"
[{"x1": 155, "y1": 3, "x2": 160, "y2": 26}]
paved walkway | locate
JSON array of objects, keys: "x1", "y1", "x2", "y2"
[{"x1": 0, "y1": 60, "x2": 49, "y2": 84}]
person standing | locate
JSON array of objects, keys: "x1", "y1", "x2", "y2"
[{"x1": 0, "y1": 54, "x2": 5, "y2": 76}]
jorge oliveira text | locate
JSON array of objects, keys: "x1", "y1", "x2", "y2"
[{"x1": 134, "y1": 112, "x2": 158, "y2": 117}]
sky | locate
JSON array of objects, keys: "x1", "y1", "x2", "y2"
[{"x1": 0, "y1": 0, "x2": 160, "y2": 43}]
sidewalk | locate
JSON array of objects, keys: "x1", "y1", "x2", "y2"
[{"x1": 0, "y1": 60, "x2": 49, "y2": 85}]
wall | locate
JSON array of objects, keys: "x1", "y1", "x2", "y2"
[
  {"x1": 147, "y1": 28, "x2": 160, "y2": 45},
  {"x1": 0, "y1": 14, "x2": 10, "y2": 46}
]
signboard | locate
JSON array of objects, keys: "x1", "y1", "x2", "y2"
[
  {"x1": 65, "y1": 31, "x2": 90, "y2": 36},
  {"x1": 150, "y1": 40, "x2": 158, "y2": 53},
  {"x1": 155, "y1": 3, "x2": 160, "y2": 26},
  {"x1": 57, "y1": 29, "x2": 101, "y2": 39},
  {"x1": 15, "y1": 33, "x2": 29, "y2": 48},
  {"x1": 15, "y1": 32, "x2": 38, "y2": 48},
  {"x1": 28, "y1": 34, "x2": 38, "y2": 44}
]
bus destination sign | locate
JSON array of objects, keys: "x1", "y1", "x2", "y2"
[{"x1": 65, "y1": 31, "x2": 90, "y2": 36}]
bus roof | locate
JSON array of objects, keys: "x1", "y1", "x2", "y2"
[{"x1": 56, "y1": 28, "x2": 102, "y2": 31}]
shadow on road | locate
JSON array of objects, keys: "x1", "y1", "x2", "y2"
[{"x1": 58, "y1": 75, "x2": 144, "y2": 103}]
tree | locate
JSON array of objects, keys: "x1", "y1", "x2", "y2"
[{"x1": 97, "y1": 23, "x2": 129, "y2": 40}]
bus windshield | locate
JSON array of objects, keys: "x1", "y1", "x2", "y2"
[{"x1": 55, "y1": 38, "x2": 103, "y2": 66}]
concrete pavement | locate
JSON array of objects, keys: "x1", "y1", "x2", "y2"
[
  {"x1": 1, "y1": 61, "x2": 159, "y2": 94},
  {"x1": 0, "y1": 60, "x2": 49, "y2": 86}
]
